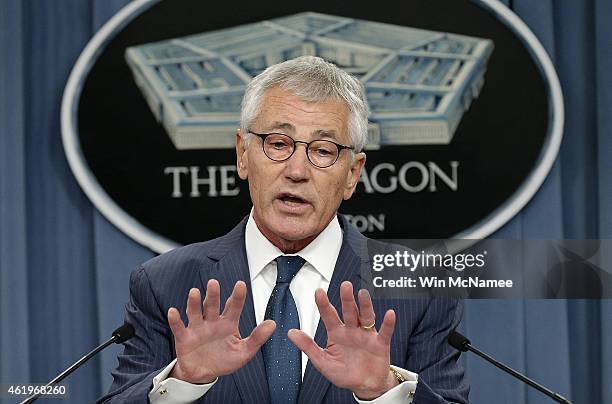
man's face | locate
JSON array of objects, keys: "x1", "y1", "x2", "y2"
[{"x1": 236, "y1": 87, "x2": 366, "y2": 252}]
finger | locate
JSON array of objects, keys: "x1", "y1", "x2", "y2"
[
  {"x1": 378, "y1": 310, "x2": 396, "y2": 345},
  {"x1": 168, "y1": 307, "x2": 187, "y2": 341},
  {"x1": 245, "y1": 320, "x2": 276, "y2": 354},
  {"x1": 186, "y1": 288, "x2": 204, "y2": 327},
  {"x1": 357, "y1": 289, "x2": 375, "y2": 327},
  {"x1": 315, "y1": 288, "x2": 343, "y2": 331},
  {"x1": 222, "y1": 281, "x2": 247, "y2": 322},
  {"x1": 288, "y1": 329, "x2": 326, "y2": 368},
  {"x1": 203, "y1": 279, "x2": 221, "y2": 319},
  {"x1": 340, "y1": 281, "x2": 359, "y2": 327}
]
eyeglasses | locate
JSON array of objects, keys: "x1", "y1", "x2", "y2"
[{"x1": 248, "y1": 131, "x2": 354, "y2": 168}]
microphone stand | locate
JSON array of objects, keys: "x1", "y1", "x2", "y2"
[
  {"x1": 20, "y1": 324, "x2": 133, "y2": 404},
  {"x1": 448, "y1": 331, "x2": 571, "y2": 404},
  {"x1": 466, "y1": 342, "x2": 571, "y2": 404}
]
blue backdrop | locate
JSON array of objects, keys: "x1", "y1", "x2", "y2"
[{"x1": 1, "y1": 0, "x2": 611, "y2": 403}]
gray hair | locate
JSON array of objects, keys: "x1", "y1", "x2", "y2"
[{"x1": 240, "y1": 56, "x2": 369, "y2": 152}]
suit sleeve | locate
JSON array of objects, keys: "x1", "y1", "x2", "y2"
[
  {"x1": 97, "y1": 267, "x2": 176, "y2": 403},
  {"x1": 407, "y1": 299, "x2": 469, "y2": 404}
]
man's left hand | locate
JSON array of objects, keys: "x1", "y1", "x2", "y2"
[{"x1": 288, "y1": 281, "x2": 399, "y2": 400}]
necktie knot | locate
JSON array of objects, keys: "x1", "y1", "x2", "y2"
[{"x1": 275, "y1": 255, "x2": 305, "y2": 284}]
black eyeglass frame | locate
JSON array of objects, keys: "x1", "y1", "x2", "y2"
[{"x1": 248, "y1": 131, "x2": 355, "y2": 168}]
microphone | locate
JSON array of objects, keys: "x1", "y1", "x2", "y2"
[
  {"x1": 112, "y1": 322, "x2": 135, "y2": 343},
  {"x1": 448, "y1": 331, "x2": 571, "y2": 404},
  {"x1": 20, "y1": 323, "x2": 135, "y2": 404}
]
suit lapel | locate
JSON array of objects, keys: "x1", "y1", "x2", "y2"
[
  {"x1": 298, "y1": 218, "x2": 367, "y2": 404},
  {"x1": 205, "y1": 217, "x2": 271, "y2": 404}
]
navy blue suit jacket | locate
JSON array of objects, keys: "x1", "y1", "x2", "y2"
[{"x1": 99, "y1": 216, "x2": 468, "y2": 403}]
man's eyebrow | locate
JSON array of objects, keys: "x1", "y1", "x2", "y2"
[
  {"x1": 261, "y1": 122, "x2": 294, "y2": 132},
  {"x1": 258, "y1": 124, "x2": 340, "y2": 140},
  {"x1": 312, "y1": 129, "x2": 339, "y2": 141}
]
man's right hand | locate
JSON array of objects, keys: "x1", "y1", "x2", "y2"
[{"x1": 167, "y1": 280, "x2": 275, "y2": 384}]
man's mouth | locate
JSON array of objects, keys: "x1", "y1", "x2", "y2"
[{"x1": 276, "y1": 193, "x2": 309, "y2": 207}]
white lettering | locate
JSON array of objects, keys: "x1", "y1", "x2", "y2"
[
  {"x1": 369, "y1": 163, "x2": 397, "y2": 193},
  {"x1": 429, "y1": 161, "x2": 459, "y2": 191},
  {"x1": 372, "y1": 277, "x2": 417, "y2": 288},
  {"x1": 419, "y1": 276, "x2": 446, "y2": 288},
  {"x1": 164, "y1": 166, "x2": 189, "y2": 198},
  {"x1": 190, "y1": 166, "x2": 218, "y2": 197},
  {"x1": 448, "y1": 277, "x2": 513, "y2": 288},
  {"x1": 345, "y1": 214, "x2": 386, "y2": 233},
  {"x1": 164, "y1": 165, "x2": 241, "y2": 198},
  {"x1": 368, "y1": 214, "x2": 385, "y2": 232},
  {"x1": 358, "y1": 161, "x2": 460, "y2": 194},
  {"x1": 398, "y1": 162, "x2": 428, "y2": 192},
  {"x1": 219, "y1": 165, "x2": 239, "y2": 196}
]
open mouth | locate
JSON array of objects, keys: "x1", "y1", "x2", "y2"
[{"x1": 277, "y1": 193, "x2": 309, "y2": 206}]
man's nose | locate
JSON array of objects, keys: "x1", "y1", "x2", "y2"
[{"x1": 284, "y1": 143, "x2": 311, "y2": 181}]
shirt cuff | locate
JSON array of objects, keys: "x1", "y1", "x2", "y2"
[
  {"x1": 353, "y1": 366, "x2": 418, "y2": 404},
  {"x1": 149, "y1": 359, "x2": 218, "y2": 404}
]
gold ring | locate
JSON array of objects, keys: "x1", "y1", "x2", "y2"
[{"x1": 361, "y1": 322, "x2": 376, "y2": 330}]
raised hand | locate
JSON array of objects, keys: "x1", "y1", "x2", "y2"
[
  {"x1": 288, "y1": 281, "x2": 398, "y2": 400},
  {"x1": 167, "y1": 280, "x2": 276, "y2": 384}
]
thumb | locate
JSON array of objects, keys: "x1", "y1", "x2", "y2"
[
  {"x1": 288, "y1": 329, "x2": 325, "y2": 366},
  {"x1": 245, "y1": 320, "x2": 276, "y2": 354}
]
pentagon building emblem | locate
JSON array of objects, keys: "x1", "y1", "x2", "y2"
[
  {"x1": 125, "y1": 12, "x2": 493, "y2": 150},
  {"x1": 64, "y1": 0, "x2": 562, "y2": 252}
]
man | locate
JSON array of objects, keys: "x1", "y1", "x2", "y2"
[{"x1": 99, "y1": 56, "x2": 468, "y2": 403}]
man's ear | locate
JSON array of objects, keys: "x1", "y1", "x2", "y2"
[
  {"x1": 236, "y1": 129, "x2": 249, "y2": 180},
  {"x1": 343, "y1": 152, "x2": 366, "y2": 200}
]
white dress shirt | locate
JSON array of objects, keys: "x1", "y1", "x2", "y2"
[{"x1": 149, "y1": 212, "x2": 417, "y2": 403}]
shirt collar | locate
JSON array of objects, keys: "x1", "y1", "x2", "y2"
[{"x1": 245, "y1": 209, "x2": 342, "y2": 282}]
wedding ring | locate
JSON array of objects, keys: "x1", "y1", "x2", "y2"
[{"x1": 361, "y1": 322, "x2": 376, "y2": 331}]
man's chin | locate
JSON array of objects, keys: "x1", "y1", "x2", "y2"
[
  {"x1": 254, "y1": 210, "x2": 322, "y2": 249},
  {"x1": 265, "y1": 219, "x2": 320, "y2": 247},
  {"x1": 270, "y1": 224, "x2": 314, "y2": 242}
]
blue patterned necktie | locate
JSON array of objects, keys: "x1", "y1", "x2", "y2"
[{"x1": 262, "y1": 255, "x2": 305, "y2": 404}]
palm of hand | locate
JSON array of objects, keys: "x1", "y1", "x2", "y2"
[
  {"x1": 168, "y1": 280, "x2": 275, "y2": 384},
  {"x1": 174, "y1": 316, "x2": 246, "y2": 379},
  {"x1": 319, "y1": 325, "x2": 392, "y2": 391},
  {"x1": 288, "y1": 282, "x2": 397, "y2": 399}
]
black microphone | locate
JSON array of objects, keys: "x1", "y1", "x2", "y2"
[
  {"x1": 20, "y1": 323, "x2": 135, "y2": 404},
  {"x1": 448, "y1": 331, "x2": 571, "y2": 404},
  {"x1": 111, "y1": 323, "x2": 135, "y2": 343}
]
